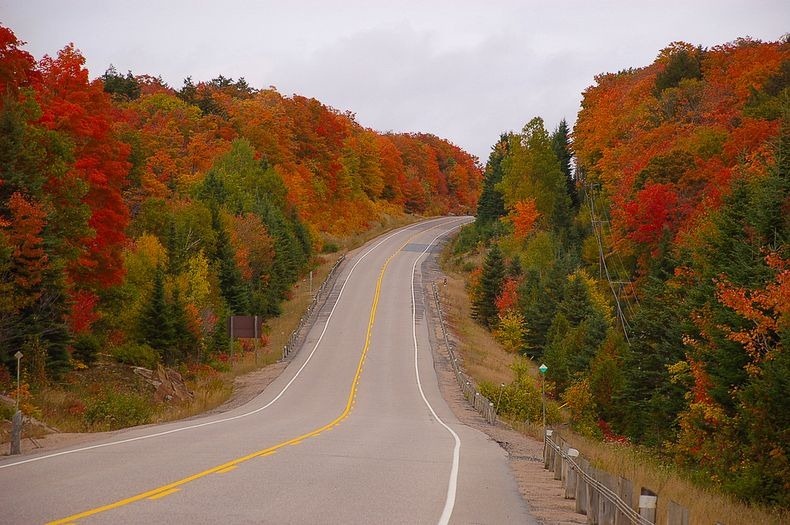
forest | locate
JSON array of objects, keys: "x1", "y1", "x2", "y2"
[
  {"x1": 1, "y1": 21, "x2": 788, "y2": 511},
  {"x1": 452, "y1": 37, "x2": 788, "y2": 507},
  {"x1": 0, "y1": 24, "x2": 480, "y2": 394}
]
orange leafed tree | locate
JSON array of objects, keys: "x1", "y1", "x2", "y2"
[{"x1": 506, "y1": 199, "x2": 540, "y2": 240}]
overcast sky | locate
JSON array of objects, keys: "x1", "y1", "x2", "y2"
[{"x1": 2, "y1": 1, "x2": 787, "y2": 162}]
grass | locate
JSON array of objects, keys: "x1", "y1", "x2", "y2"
[
  {"x1": 437, "y1": 268, "x2": 515, "y2": 386},
  {"x1": 438, "y1": 242, "x2": 788, "y2": 525},
  {"x1": 557, "y1": 431, "x2": 787, "y2": 525}
]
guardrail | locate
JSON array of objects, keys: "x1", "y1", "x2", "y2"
[
  {"x1": 281, "y1": 255, "x2": 345, "y2": 361},
  {"x1": 544, "y1": 430, "x2": 692, "y2": 525},
  {"x1": 432, "y1": 281, "x2": 496, "y2": 425}
]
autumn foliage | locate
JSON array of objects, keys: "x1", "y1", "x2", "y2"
[
  {"x1": 457, "y1": 36, "x2": 788, "y2": 508},
  {"x1": 0, "y1": 25, "x2": 481, "y2": 379}
]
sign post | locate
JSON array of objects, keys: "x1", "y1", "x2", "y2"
[
  {"x1": 539, "y1": 363, "x2": 548, "y2": 433},
  {"x1": 11, "y1": 351, "x2": 23, "y2": 455}
]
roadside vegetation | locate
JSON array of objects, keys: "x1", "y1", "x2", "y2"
[{"x1": 444, "y1": 37, "x2": 788, "y2": 520}]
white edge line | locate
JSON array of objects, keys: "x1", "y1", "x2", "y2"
[
  {"x1": 0, "y1": 218, "x2": 451, "y2": 470},
  {"x1": 409, "y1": 218, "x2": 470, "y2": 525}
]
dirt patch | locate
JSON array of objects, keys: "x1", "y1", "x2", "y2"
[
  {"x1": 422, "y1": 245, "x2": 585, "y2": 525},
  {"x1": 203, "y1": 360, "x2": 289, "y2": 415}
]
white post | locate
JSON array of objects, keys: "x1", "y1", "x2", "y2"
[
  {"x1": 11, "y1": 351, "x2": 23, "y2": 455},
  {"x1": 565, "y1": 448, "x2": 579, "y2": 499},
  {"x1": 639, "y1": 494, "x2": 657, "y2": 523},
  {"x1": 496, "y1": 383, "x2": 505, "y2": 414},
  {"x1": 15, "y1": 351, "x2": 22, "y2": 412},
  {"x1": 539, "y1": 363, "x2": 548, "y2": 433}
]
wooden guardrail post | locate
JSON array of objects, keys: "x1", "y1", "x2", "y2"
[
  {"x1": 576, "y1": 457, "x2": 589, "y2": 514},
  {"x1": 565, "y1": 448, "x2": 579, "y2": 499},
  {"x1": 598, "y1": 471, "x2": 615, "y2": 524},
  {"x1": 553, "y1": 436, "x2": 563, "y2": 480},
  {"x1": 544, "y1": 430, "x2": 553, "y2": 469},
  {"x1": 639, "y1": 488, "x2": 657, "y2": 524},
  {"x1": 668, "y1": 500, "x2": 689, "y2": 525},
  {"x1": 615, "y1": 476, "x2": 633, "y2": 525},
  {"x1": 587, "y1": 466, "x2": 599, "y2": 525}
]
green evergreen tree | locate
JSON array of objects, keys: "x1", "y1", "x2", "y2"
[
  {"x1": 518, "y1": 265, "x2": 564, "y2": 357},
  {"x1": 475, "y1": 134, "x2": 508, "y2": 225},
  {"x1": 211, "y1": 209, "x2": 250, "y2": 315},
  {"x1": 139, "y1": 266, "x2": 175, "y2": 359},
  {"x1": 551, "y1": 119, "x2": 579, "y2": 209},
  {"x1": 101, "y1": 65, "x2": 141, "y2": 101},
  {"x1": 654, "y1": 46, "x2": 702, "y2": 95},
  {"x1": 168, "y1": 286, "x2": 196, "y2": 364},
  {"x1": 472, "y1": 244, "x2": 506, "y2": 328},
  {"x1": 616, "y1": 273, "x2": 686, "y2": 445}
]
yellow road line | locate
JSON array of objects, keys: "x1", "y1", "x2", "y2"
[
  {"x1": 215, "y1": 466, "x2": 237, "y2": 474},
  {"x1": 47, "y1": 225, "x2": 424, "y2": 525},
  {"x1": 147, "y1": 488, "x2": 180, "y2": 500}
]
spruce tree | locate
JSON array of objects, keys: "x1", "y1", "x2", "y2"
[
  {"x1": 472, "y1": 244, "x2": 506, "y2": 328},
  {"x1": 212, "y1": 208, "x2": 249, "y2": 315},
  {"x1": 139, "y1": 265, "x2": 175, "y2": 359},
  {"x1": 169, "y1": 286, "x2": 196, "y2": 364},
  {"x1": 551, "y1": 119, "x2": 579, "y2": 209},
  {"x1": 475, "y1": 135, "x2": 508, "y2": 225}
]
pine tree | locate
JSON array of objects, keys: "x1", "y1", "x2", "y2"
[
  {"x1": 472, "y1": 244, "x2": 506, "y2": 328},
  {"x1": 139, "y1": 265, "x2": 175, "y2": 359},
  {"x1": 616, "y1": 274, "x2": 686, "y2": 445},
  {"x1": 518, "y1": 266, "x2": 564, "y2": 357},
  {"x1": 212, "y1": 208, "x2": 249, "y2": 315},
  {"x1": 475, "y1": 135, "x2": 508, "y2": 225},
  {"x1": 551, "y1": 119, "x2": 579, "y2": 209},
  {"x1": 168, "y1": 286, "x2": 196, "y2": 364}
]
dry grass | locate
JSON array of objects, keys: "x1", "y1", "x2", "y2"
[
  {"x1": 439, "y1": 243, "x2": 788, "y2": 525},
  {"x1": 158, "y1": 375, "x2": 231, "y2": 422},
  {"x1": 558, "y1": 431, "x2": 787, "y2": 525},
  {"x1": 438, "y1": 268, "x2": 515, "y2": 386}
]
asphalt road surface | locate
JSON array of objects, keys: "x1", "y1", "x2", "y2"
[{"x1": 1, "y1": 217, "x2": 535, "y2": 524}]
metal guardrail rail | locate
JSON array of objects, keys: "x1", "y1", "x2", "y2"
[
  {"x1": 545, "y1": 431, "x2": 660, "y2": 525},
  {"x1": 432, "y1": 281, "x2": 496, "y2": 425},
  {"x1": 281, "y1": 255, "x2": 345, "y2": 360}
]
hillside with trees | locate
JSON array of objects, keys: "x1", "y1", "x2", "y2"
[
  {"x1": 451, "y1": 37, "x2": 788, "y2": 507},
  {"x1": 0, "y1": 25, "x2": 480, "y2": 414}
]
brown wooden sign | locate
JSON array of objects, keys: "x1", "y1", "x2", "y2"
[{"x1": 228, "y1": 315, "x2": 262, "y2": 339}]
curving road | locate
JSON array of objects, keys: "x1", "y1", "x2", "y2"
[{"x1": 0, "y1": 217, "x2": 534, "y2": 524}]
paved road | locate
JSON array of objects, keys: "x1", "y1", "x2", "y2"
[{"x1": 1, "y1": 217, "x2": 534, "y2": 524}]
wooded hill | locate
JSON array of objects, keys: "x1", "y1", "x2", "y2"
[
  {"x1": 455, "y1": 37, "x2": 788, "y2": 507},
  {"x1": 0, "y1": 25, "x2": 481, "y2": 382}
]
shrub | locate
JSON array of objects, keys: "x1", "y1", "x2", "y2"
[
  {"x1": 321, "y1": 242, "x2": 339, "y2": 253},
  {"x1": 84, "y1": 391, "x2": 153, "y2": 430},
  {"x1": 0, "y1": 402, "x2": 15, "y2": 421},
  {"x1": 111, "y1": 343, "x2": 159, "y2": 369},
  {"x1": 71, "y1": 334, "x2": 102, "y2": 365},
  {"x1": 481, "y1": 358, "x2": 562, "y2": 424}
]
